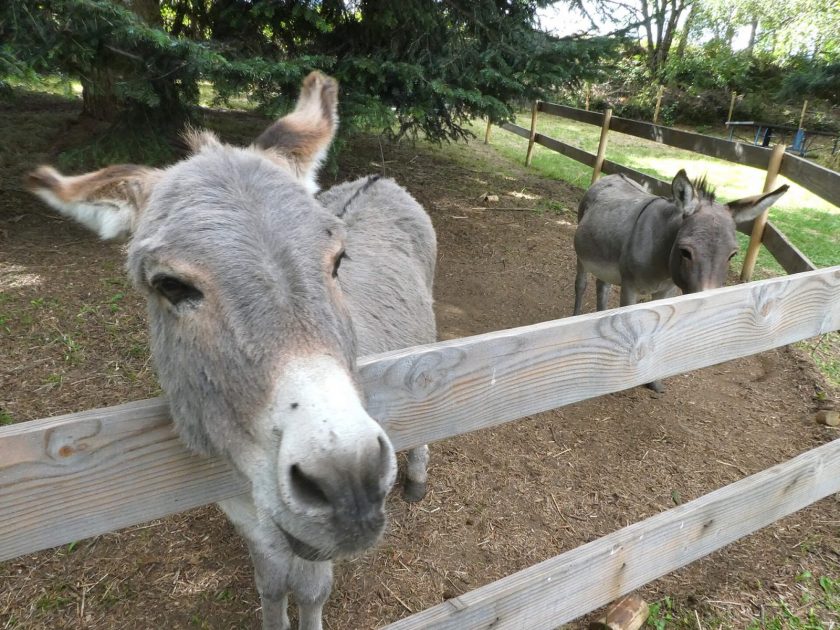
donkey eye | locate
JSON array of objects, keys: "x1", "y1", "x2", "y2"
[
  {"x1": 680, "y1": 247, "x2": 693, "y2": 261},
  {"x1": 728, "y1": 251, "x2": 738, "y2": 261},
  {"x1": 151, "y1": 274, "x2": 203, "y2": 306},
  {"x1": 332, "y1": 250, "x2": 346, "y2": 278}
]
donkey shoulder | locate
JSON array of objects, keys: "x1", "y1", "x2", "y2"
[{"x1": 319, "y1": 176, "x2": 436, "y2": 286}]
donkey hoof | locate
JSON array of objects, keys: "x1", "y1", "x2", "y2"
[
  {"x1": 402, "y1": 480, "x2": 427, "y2": 503},
  {"x1": 645, "y1": 380, "x2": 665, "y2": 394}
]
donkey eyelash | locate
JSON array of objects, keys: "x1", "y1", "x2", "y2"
[{"x1": 331, "y1": 250, "x2": 347, "y2": 278}]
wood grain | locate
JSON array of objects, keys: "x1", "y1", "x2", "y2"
[
  {"x1": 0, "y1": 398, "x2": 248, "y2": 561},
  {"x1": 779, "y1": 153, "x2": 840, "y2": 208},
  {"x1": 2, "y1": 267, "x2": 839, "y2": 561},
  {"x1": 361, "y1": 266, "x2": 840, "y2": 451},
  {"x1": 381, "y1": 437, "x2": 840, "y2": 629}
]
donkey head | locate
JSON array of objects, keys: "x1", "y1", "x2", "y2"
[
  {"x1": 26, "y1": 72, "x2": 396, "y2": 561},
  {"x1": 668, "y1": 169, "x2": 788, "y2": 293}
]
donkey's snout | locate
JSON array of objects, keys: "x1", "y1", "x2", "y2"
[{"x1": 285, "y1": 430, "x2": 396, "y2": 519}]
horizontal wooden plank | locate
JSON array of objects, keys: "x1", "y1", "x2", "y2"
[
  {"x1": 600, "y1": 160, "x2": 672, "y2": 197},
  {"x1": 533, "y1": 133, "x2": 596, "y2": 167},
  {"x1": 608, "y1": 115, "x2": 772, "y2": 171},
  {"x1": 1, "y1": 267, "x2": 839, "y2": 560},
  {"x1": 382, "y1": 437, "x2": 840, "y2": 629},
  {"x1": 361, "y1": 266, "x2": 840, "y2": 450},
  {"x1": 499, "y1": 122, "x2": 530, "y2": 140},
  {"x1": 737, "y1": 220, "x2": 817, "y2": 275},
  {"x1": 779, "y1": 153, "x2": 840, "y2": 208},
  {"x1": 0, "y1": 398, "x2": 248, "y2": 561},
  {"x1": 537, "y1": 100, "x2": 772, "y2": 170},
  {"x1": 538, "y1": 101, "x2": 604, "y2": 127}
]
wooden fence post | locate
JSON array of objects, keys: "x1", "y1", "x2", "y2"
[
  {"x1": 591, "y1": 108, "x2": 613, "y2": 184},
  {"x1": 740, "y1": 142, "x2": 786, "y2": 282},
  {"x1": 525, "y1": 101, "x2": 539, "y2": 166},
  {"x1": 585, "y1": 82, "x2": 591, "y2": 111},
  {"x1": 798, "y1": 100, "x2": 809, "y2": 130},
  {"x1": 484, "y1": 119, "x2": 492, "y2": 144},
  {"x1": 727, "y1": 92, "x2": 737, "y2": 124},
  {"x1": 652, "y1": 86, "x2": 664, "y2": 124}
]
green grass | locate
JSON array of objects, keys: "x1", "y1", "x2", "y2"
[{"x1": 642, "y1": 574, "x2": 840, "y2": 629}]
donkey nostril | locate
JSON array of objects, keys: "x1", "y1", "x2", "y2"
[{"x1": 289, "y1": 464, "x2": 330, "y2": 508}]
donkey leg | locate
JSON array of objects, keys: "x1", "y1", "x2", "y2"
[
  {"x1": 573, "y1": 258, "x2": 588, "y2": 315},
  {"x1": 403, "y1": 445, "x2": 430, "y2": 502},
  {"x1": 290, "y1": 559, "x2": 332, "y2": 630},
  {"x1": 643, "y1": 288, "x2": 675, "y2": 394},
  {"x1": 595, "y1": 280, "x2": 611, "y2": 311},
  {"x1": 249, "y1": 543, "x2": 292, "y2": 630}
]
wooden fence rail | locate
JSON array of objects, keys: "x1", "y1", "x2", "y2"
[
  {"x1": 382, "y1": 437, "x2": 840, "y2": 629},
  {"x1": 535, "y1": 102, "x2": 840, "y2": 208},
  {"x1": 499, "y1": 110, "x2": 821, "y2": 276},
  {"x1": 2, "y1": 266, "x2": 839, "y2": 562}
]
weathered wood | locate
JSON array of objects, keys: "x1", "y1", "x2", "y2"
[
  {"x1": 0, "y1": 398, "x2": 248, "y2": 561},
  {"x1": 537, "y1": 101, "x2": 771, "y2": 170},
  {"x1": 499, "y1": 122, "x2": 530, "y2": 140},
  {"x1": 539, "y1": 101, "x2": 603, "y2": 127},
  {"x1": 779, "y1": 153, "x2": 840, "y2": 208},
  {"x1": 600, "y1": 160, "x2": 672, "y2": 197},
  {"x1": 798, "y1": 100, "x2": 808, "y2": 130},
  {"x1": 2, "y1": 267, "x2": 839, "y2": 561},
  {"x1": 727, "y1": 92, "x2": 737, "y2": 124},
  {"x1": 535, "y1": 100, "x2": 840, "y2": 208},
  {"x1": 533, "y1": 134, "x2": 597, "y2": 168},
  {"x1": 484, "y1": 119, "x2": 492, "y2": 144},
  {"x1": 361, "y1": 266, "x2": 840, "y2": 451},
  {"x1": 589, "y1": 594, "x2": 649, "y2": 630},
  {"x1": 381, "y1": 438, "x2": 840, "y2": 629},
  {"x1": 592, "y1": 109, "x2": 613, "y2": 184},
  {"x1": 741, "y1": 143, "x2": 786, "y2": 282},
  {"x1": 609, "y1": 115, "x2": 772, "y2": 170},
  {"x1": 525, "y1": 101, "x2": 539, "y2": 166}
]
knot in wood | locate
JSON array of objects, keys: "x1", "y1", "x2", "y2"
[{"x1": 45, "y1": 419, "x2": 101, "y2": 462}]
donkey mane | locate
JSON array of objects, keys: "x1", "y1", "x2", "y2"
[{"x1": 691, "y1": 175, "x2": 716, "y2": 202}]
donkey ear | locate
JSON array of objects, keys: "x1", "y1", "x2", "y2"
[
  {"x1": 25, "y1": 164, "x2": 159, "y2": 240},
  {"x1": 727, "y1": 184, "x2": 789, "y2": 226},
  {"x1": 671, "y1": 169, "x2": 698, "y2": 216},
  {"x1": 253, "y1": 71, "x2": 338, "y2": 193}
]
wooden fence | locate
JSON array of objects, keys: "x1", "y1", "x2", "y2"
[
  {"x1": 2, "y1": 265, "x2": 840, "y2": 628},
  {"x1": 498, "y1": 101, "x2": 840, "y2": 279}
]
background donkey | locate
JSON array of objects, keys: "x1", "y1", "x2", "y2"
[
  {"x1": 26, "y1": 71, "x2": 435, "y2": 630},
  {"x1": 574, "y1": 170, "x2": 788, "y2": 392}
]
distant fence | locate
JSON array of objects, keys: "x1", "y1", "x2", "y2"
[
  {"x1": 494, "y1": 100, "x2": 840, "y2": 279},
  {"x1": 2, "y1": 265, "x2": 840, "y2": 629}
]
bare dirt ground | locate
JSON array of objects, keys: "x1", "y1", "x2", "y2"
[{"x1": 1, "y1": 93, "x2": 838, "y2": 629}]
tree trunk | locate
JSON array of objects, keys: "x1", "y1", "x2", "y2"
[
  {"x1": 121, "y1": 0, "x2": 161, "y2": 26},
  {"x1": 674, "y1": 3, "x2": 695, "y2": 59},
  {"x1": 746, "y1": 17, "x2": 758, "y2": 53},
  {"x1": 81, "y1": 67, "x2": 119, "y2": 121}
]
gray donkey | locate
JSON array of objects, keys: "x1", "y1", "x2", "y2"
[
  {"x1": 574, "y1": 170, "x2": 788, "y2": 392},
  {"x1": 26, "y1": 71, "x2": 433, "y2": 630}
]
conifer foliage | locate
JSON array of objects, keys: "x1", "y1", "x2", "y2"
[{"x1": 1, "y1": 0, "x2": 616, "y2": 141}]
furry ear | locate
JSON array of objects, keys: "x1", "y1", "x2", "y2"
[
  {"x1": 671, "y1": 169, "x2": 698, "y2": 216},
  {"x1": 253, "y1": 71, "x2": 339, "y2": 193},
  {"x1": 727, "y1": 184, "x2": 790, "y2": 226},
  {"x1": 25, "y1": 164, "x2": 159, "y2": 240}
]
